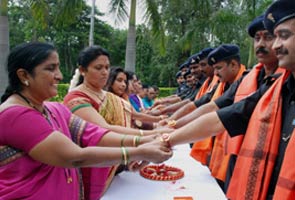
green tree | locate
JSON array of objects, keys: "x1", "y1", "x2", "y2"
[
  {"x1": 7, "y1": 0, "x2": 127, "y2": 84},
  {"x1": 0, "y1": 0, "x2": 9, "y2": 96},
  {"x1": 109, "y1": 0, "x2": 164, "y2": 73},
  {"x1": 0, "y1": 0, "x2": 85, "y2": 96}
]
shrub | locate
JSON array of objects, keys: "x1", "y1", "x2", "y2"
[
  {"x1": 159, "y1": 87, "x2": 176, "y2": 97},
  {"x1": 50, "y1": 84, "x2": 69, "y2": 102},
  {"x1": 50, "y1": 84, "x2": 175, "y2": 102}
]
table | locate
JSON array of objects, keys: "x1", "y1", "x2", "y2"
[{"x1": 101, "y1": 144, "x2": 227, "y2": 200}]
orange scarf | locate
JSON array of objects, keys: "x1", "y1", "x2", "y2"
[
  {"x1": 190, "y1": 75, "x2": 219, "y2": 165},
  {"x1": 225, "y1": 65, "x2": 286, "y2": 155},
  {"x1": 190, "y1": 63, "x2": 246, "y2": 167},
  {"x1": 227, "y1": 70, "x2": 290, "y2": 200},
  {"x1": 208, "y1": 64, "x2": 246, "y2": 181},
  {"x1": 194, "y1": 75, "x2": 219, "y2": 100},
  {"x1": 274, "y1": 129, "x2": 295, "y2": 200}
]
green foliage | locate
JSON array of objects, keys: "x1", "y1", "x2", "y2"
[
  {"x1": 49, "y1": 84, "x2": 175, "y2": 102},
  {"x1": 50, "y1": 83, "x2": 69, "y2": 102},
  {"x1": 1, "y1": 0, "x2": 8, "y2": 15},
  {"x1": 158, "y1": 87, "x2": 176, "y2": 98},
  {"x1": 6, "y1": 0, "x2": 275, "y2": 89},
  {"x1": 8, "y1": 0, "x2": 127, "y2": 84}
]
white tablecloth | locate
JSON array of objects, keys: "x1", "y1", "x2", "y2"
[{"x1": 101, "y1": 144, "x2": 227, "y2": 200}]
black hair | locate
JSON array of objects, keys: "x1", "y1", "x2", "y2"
[
  {"x1": 105, "y1": 66, "x2": 128, "y2": 93},
  {"x1": 76, "y1": 45, "x2": 110, "y2": 86},
  {"x1": 1, "y1": 42, "x2": 56, "y2": 103},
  {"x1": 151, "y1": 85, "x2": 159, "y2": 92},
  {"x1": 224, "y1": 55, "x2": 241, "y2": 65},
  {"x1": 125, "y1": 71, "x2": 139, "y2": 80}
]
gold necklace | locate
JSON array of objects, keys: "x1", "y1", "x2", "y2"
[{"x1": 82, "y1": 84, "x2": 105, "y2": 101}]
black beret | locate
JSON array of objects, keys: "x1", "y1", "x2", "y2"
[
  {"x1": 264, "y1": 0, "x2": 295, "y2": 34},
  {"x1": 188, "y1": 53, "x2": 200, "y2": 65},
  {"x1": 208, "y1": 44, "x2": 240, "y2": 66},
  {"x1": 248, "y1": 14, "x2": 265, "y2": 37},
  {"x1": 179, "y1": 61, "x2": 189, "y2": 70},
  {"x1": 197, "y1": 47, "x2": 214, "y2": 61},
  {"x1": 176, "y1": 71, "x2": 182, "y2": 78},
  {"x1": 183, "y1": 70, "x2": 191, "y2": 79}
]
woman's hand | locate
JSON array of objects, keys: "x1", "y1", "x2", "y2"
[
  {"x1": 128, "y1": 160, "x2": 149, "y2": 171},
  {"x1": 136, "y1": 139, "x2": 173, "y2": 164}
]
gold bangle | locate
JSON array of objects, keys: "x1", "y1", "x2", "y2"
[
  {"x1": 121, "y1": 147, "x2": 128, "y2": 165},
  {"x1": 139, "y1": 129, "x2": 144, "y2": 136},
  {"x1": 167, "y1": 120, "x2": 177, "y2": 128},
  {"x1": 133, "y1": 136, "x2": 141, "y2": 147},
  {"x1": 136, "y1": 136, "x2": 141, "y2": 147},
  {"x1": 121, "y1": 134, "x2": 127, "y2": 147}
]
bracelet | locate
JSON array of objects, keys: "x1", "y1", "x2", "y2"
[
  {"x1": 133, "y1": 136, "x2": 141, "y2": 147},
  {"x1": 121, "y1": 146, "x2": 129, "y2": 165},
  {"x1": 121, "y1": 134, "x2": 127, "y2": 147},
  {"x1": 139, "y1": 129, "x2": 144, "y2": 136},
  {"x1": 167, "y1": 120, "x2": 177, "y2": 128}
]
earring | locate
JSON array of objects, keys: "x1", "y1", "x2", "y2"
[
  {"x1": 81, "y1": 72, "x2": 85, "y2": 76},
  {"x1": 24, "y1": 80, "x2": 29, "y2": 86}
]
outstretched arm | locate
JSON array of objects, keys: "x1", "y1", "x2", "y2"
[
  {"x1": 159, "y1": 99, "x2": 191, "y2": 116},
  {"x1": 168, "y1": 112, "x2": 225, "y2": 147},
  {"x1": 174, "y1": 101, "x2": 219, "y2": 128},
  {"x1": 29, "y1": 130, "x2": 173, "y2": 168},
  {"x1": 73, "y1": 106, "x2": 164, "y2": 136}
]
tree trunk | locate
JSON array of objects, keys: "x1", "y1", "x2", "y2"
[
  {"x1": 124, "y1": 0, "x2": 136, "y2": 72},
  {"x1": 0, "y1": 0, "x2": 9, "y2": 97},
  {"x1": 89, "y1": 0, "x2": 95, "y2": 46}
]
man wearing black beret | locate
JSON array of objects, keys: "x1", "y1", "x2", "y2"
[
  {"x1": 168, "y1": 12, "x2": 285, "y2": 197},
  {"x1": 179, "y1": 61, "x2": 189, "y2": 74},
  {"x1": 175, "y1": 71, "x2": 187, "y2": 96},
  {"x1": 227, "y1": 1, "x2": 295, "y2": 199},
  {"x1": 185, "y1": 52, "x2": 207, "y2": 102},
  {"x1": 152, "y1": 47, "x2": 215, "y2": 117},
  {"x1": 153, "y1": 1, "x2": 293, "y2": 200},
  {"x1": 166, "y1": 44, "x2": 246, "y2": 126}
]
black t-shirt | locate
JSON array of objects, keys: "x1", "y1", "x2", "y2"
[
  {"x1": 267, "y1": 74, "x2": 295, "y2": 197},
  {"x1": 215, "y1": 69, "x2": 265, "y2": 109},
  {"x1": 216, "y1": 73, "x2": 294, "y2": 197},
  {"x1": 217, "y1": 73, "x2": 282, "y2": 137}
]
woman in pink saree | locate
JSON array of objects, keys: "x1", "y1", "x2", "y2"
[{"x1": 0, "y1": 42, "x2": 172, "y2": 200}]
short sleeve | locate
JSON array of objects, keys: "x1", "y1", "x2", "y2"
[
  {"x1": 194, "y1": 91, "x2": 213, "y2": 107},
  {"x1": 82, "y1": 122, "x2": 109, "y2": 147},
  {"x1": 63, "y1": 91, "x2": 98, "y2": 112},
  {"x1": 0, "y1": 107, "x2": 54, "y2": 153},
  {"x1": 67, "y1": 114, "x2": 109, "y2": 148},
  {"x1": 216, "y1": 88, "x2": 266, "y2": 137}
]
